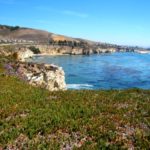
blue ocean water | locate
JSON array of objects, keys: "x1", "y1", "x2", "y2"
[{"x1": 27, "y1": 52, "x2": 150, "y2": 90}]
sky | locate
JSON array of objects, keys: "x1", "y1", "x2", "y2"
[{"x1": 0, "y1": 0, "x2": 150, "y2": 47}]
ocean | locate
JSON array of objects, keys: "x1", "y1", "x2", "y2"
[{"x1": 27, "y1": 52, "x2": 150, "y2": 90}]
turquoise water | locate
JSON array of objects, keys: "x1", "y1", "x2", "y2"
[{"x1": 27, "y1": 52, "x2": 150, "y2": 89}]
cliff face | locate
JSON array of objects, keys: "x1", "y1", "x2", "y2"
[
  {"x1": 0, "y1": 44, "x2": 67, "y2": 91},
  {"x1": 33, "y1": 45, "x2": 117, "y2": 55},
  {"x1": 0, "y1": 44, "x2": 119, "y2": 58},
  {"x1": 6, "y1": 62, "x2": 66, "y2": 91},
  {"x1": 0, "y1": 46, "x2": 34, "y2": 61}
]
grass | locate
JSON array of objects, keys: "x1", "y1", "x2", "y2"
[{"x1": 0, "y1": 57, "x2": 150, "y2": 149}]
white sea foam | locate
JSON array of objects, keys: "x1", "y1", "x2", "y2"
[{"x1": 67, "y1": 84, "x2": 94, "y2": 89}]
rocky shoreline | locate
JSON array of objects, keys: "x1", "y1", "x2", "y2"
[
  {"x1": 0, "y1": 42, "x2": 145, "y2": 92},
  {"x1": 34, "y1": 45, "x2": 117, "y2": 55},
  {"x1": 5, "y1": 62, "x2": 66, "y2": 91},
  {"x1": 1, "y1": 45, "x2": 67, "y2": 91}
]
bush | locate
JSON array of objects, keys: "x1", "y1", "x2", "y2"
[
  {"x1": 28, "y1": 46, "x2": 41, "y2": 54},
  {"x1": 10, "y1": 26, "x2": 20, "y2": 31}
]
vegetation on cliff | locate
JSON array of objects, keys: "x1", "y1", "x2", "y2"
[
  {"x1": 0, "y1": 56, "x2": 150, "y2": 149},
  {"x1": 28, "y1": 46, "x2": 41, "y2": 54}
]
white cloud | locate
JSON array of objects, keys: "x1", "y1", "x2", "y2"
[
  {"x1": 62, "y1": 10, "x2": 88, "y2": 18},
  {"x1": 35, "y1": 19, "x2": 73, "y2": 27},
  {"x1": 35, "y1": 6, "x2": 88, "y2": 19}
]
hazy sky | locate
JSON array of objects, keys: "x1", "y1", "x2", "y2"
[{"x1": 0, "y1": 0, "x2": 150, "y2": 47}]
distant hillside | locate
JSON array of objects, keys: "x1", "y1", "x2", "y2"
[
  {"x1": 0, "y1": 24, "x2": 143, "y2": 55},
  {"x1": 0, "y1": 25, "x2": 81, "y2": 44}
]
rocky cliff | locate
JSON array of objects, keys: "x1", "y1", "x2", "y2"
[
  {"x1": 5, "y1": 62, "x2": 66, "y2": 91},
  {"x1": 31, "y1": 45, "x2": 117, "y2": 55},
  {"x1": 1, "y1": 44, "x2": 67, "y2": 91},
  {"x1": 0, "y1": 45, "x2": 34, "y2": 61}
]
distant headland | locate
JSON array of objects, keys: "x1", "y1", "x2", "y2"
[{"x1": 0, "y1": 24, "x2": 147, "y2": 56}]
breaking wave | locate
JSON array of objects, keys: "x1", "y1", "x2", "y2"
[{"x1": 67, "y1": 84, "x2": 94, "y2": 89}]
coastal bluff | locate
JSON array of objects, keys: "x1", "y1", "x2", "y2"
[
  {"x1": 0, "y1": 24, "x2": 137, "y2": 56},
  {"x1": 0, "y1": 45, "x2": 67, "y2": 91},
  {"x1": 5, "y1": 62, "x2": 67, "y2": 91}
]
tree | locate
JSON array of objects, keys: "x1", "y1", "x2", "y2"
[{"x1": 10, "y1": 26, "x2": 20, "y2": 31}]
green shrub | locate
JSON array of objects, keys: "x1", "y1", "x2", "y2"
[
  {"x1": 10, "y1": 26, "x2": 20, "y2": 31},
  {"x1": 28, "y1": 46, "x2": 41, "y2": 54}
]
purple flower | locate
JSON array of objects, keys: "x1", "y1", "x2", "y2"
[
  {"x1": 4, "y1": 63, "x2": 27, "y2": 82},
  {"x1": 4, "y1": 63, "x2": 13, "y2": 71}
]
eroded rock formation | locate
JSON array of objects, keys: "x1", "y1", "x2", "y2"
[
  {"x1": 33, "y1": 45, "x2": 117, "y2": 55},
  {"x1": 6, "y1": 62, "x2": 66, "y2": 91},
  {"x1": 16, "y1": 48, "x2": 34, "y2": 61}
]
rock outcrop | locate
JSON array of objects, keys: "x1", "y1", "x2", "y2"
[
  {"x1": 0, "y1": 45, "x2": 16, "y2": 56},
  {"x1": 32, "y1": 45, "x2": 117, "y2": 55},
  {"x1": 0, "y1": 46, "x2": 34, "y2": 60},
  {"x1": 15, "y1": 48, "x2": 34, "y2": 61},
  {"x1": 7, "y1": 62, "x2": 66, "y2": 91}
]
